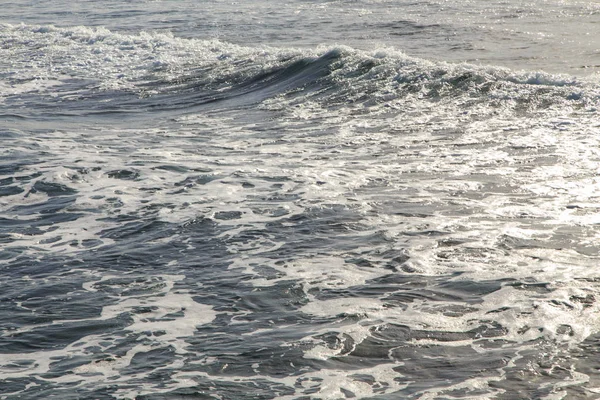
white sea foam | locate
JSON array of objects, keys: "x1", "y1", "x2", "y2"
[
  {"x1": 0, "y1": 274, "x2": 216, "y2": 395},
  {"x1": 3, "y1": 13, "x2": 600, "y2": 399}
]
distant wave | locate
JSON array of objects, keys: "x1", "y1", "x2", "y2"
[{"x1": 2, "y1": 23, "x2": 598, "y2": 119}]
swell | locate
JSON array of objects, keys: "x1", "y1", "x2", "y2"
[
  {"x1": 2, "y1": 23, "x2": 599, "y2": 120},
  {"x1": 135, "y1": 49, "x2": 342, "y2": 112},
  {"x1": 139, "y1": 48, "x2": 599, "y2": 117}
]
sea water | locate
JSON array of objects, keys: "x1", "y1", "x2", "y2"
[{"x1": 2, "y1": 1, "x2": 600, "y2": 399}]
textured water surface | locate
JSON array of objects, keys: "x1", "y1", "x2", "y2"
[{"x1": 2, "y1": 1, "x2": 600, "y2": 399}]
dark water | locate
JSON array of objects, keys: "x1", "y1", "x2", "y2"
[{"x1": 2, "y1": 2, "x2": 600, "y2": 399}]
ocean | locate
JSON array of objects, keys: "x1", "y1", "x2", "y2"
[{"x1": 2, "y1": 1, "x2": 600, "y2": 399}]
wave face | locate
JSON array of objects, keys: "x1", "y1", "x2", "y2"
[{"x1": 2, "y1": 15, "x2": 600, "y2": 400}]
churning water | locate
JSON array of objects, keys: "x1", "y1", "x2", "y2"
[{"x1": 2, "y1": 1, "x2": 600, "y2": 399}]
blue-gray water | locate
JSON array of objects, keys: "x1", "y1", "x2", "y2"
[{"x1": 2, "y1": 1, "x2": 600, "y2": 399}]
